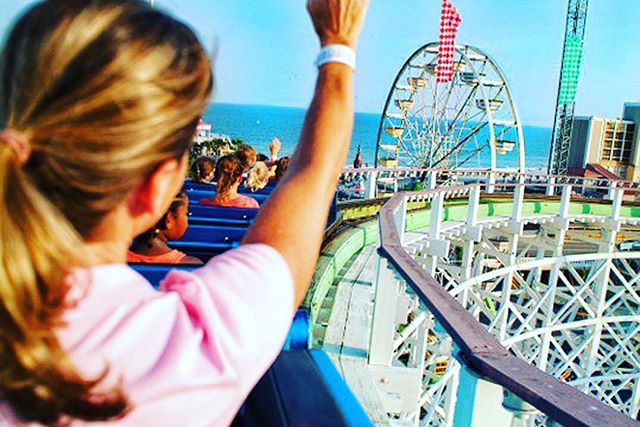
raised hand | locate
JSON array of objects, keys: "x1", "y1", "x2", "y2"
[
  {"x1": 269, "y1": 137, "x2": 281, "y2": 160},
  {"x1": 307, "y1": 0, "x2": 369, "y2": 49}
]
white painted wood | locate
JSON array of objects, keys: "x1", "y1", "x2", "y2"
[
  {"x1": 369, "y1": 256, "x2": 399, "y2": 366},
  {"x1": 369, "y1": 365, "x2": 421, "y2": 413}
]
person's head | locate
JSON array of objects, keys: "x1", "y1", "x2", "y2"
[
  {"x1": 256, "y1": 153, "x2": 269, "y2": 162},
  {"x1": 133, "y1": 191, "x2": 189, "y2": 247},
  {"x1": 244, "y1": 162, "x2": 269, "y2": 192},
  {"x1": 235, "y1": 144, "x2": 257, "y2": 172},
  {"x1": 275, "y1": 156, "x2": 290, "y2": 180},
  {"x1": 0, "y1": 0, "x2": 212, "y2": 423},
  {"x1": 214, "y1": 154, "x2": 244, "y2": 199},
  {"x1": 191, "y1": 156, "x2": 216, "y2": 183}
]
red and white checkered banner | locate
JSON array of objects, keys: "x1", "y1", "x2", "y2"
[{"x1": 436, "y1": 0, "x2": 461, "y2": 83}]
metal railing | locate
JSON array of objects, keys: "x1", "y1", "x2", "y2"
[{"x1": 337, "y1": 167, "x2": 640, "y2": 202}]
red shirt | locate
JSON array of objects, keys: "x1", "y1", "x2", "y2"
[
  {"x1": 127, "y1": 249, "x2": 187, "y2": 264},
  {"x1": 200, "y1": 195, "x2": 259, "y2": 209}
]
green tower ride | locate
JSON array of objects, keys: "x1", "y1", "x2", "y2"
[{"x1": 548, "y1": 0, "x2": 589, "y2": 176}]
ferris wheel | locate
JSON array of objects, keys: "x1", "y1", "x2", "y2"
[{"x1": 375, "y1": 43, "x2": 525, "y2": 173}]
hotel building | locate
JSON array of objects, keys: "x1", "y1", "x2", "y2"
[{"x1": 568, "y1": 103, "x2": 640, "y2": 181}]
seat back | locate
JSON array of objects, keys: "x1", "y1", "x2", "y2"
[
  {"x1": 232, "y1": 350, "x2": 372, "y2": 426},
  {"x1": 188, "y1": 204, "x2": 258, "y2": 227},
  {"x1": 169, "y1": 224, "x2": 247, "y2": 260}
]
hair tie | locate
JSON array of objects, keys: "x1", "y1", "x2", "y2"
[{"x1": 0, "y1": 129, "x2": 32, "y2": 166}]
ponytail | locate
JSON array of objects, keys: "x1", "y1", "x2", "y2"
[
  {"x1": 0, "y1": 140, "x2": 128, "y2": 423},
  {"x1": 214, "y1": 154, "x2": 244, "y2": 201}
]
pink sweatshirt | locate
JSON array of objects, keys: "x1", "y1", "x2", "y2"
[{"x1": 0, "y1": 244, "x2": 294, "y2": 426}]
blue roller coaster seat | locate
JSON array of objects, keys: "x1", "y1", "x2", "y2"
[
  {"x1": 188, "y1": 205, "x2": 258, "y2": 227},
  {"x1": 168, "y1": 224, "x2": 247, "y2": 260},
  {"x1": 232, "y1": 350, "x2": 372, "y2": 427}
]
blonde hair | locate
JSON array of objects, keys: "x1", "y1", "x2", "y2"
[
  {"x1": 244, "y1": 161, "x2": 269, "y2": 192},
  {"x1": 235, "y1": 144, "x2": 257, "y2": 172},
  {"x1": 0, "y1": 0, "x2": 212, "y2": 423}
]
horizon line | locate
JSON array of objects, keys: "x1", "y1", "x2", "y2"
[{"x1": 208, "y1": 101, "x2": 555, "y2": 129}]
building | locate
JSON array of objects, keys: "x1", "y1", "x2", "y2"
[{"x1": 567, "y1": 103, "x2": 640, "y2": 181}]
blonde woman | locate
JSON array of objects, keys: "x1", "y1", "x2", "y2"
[
  {"x1": 244, "y1": 161, "x2": 270, "y2": 192},
  {"x1": 0, "y1": 0, "x2": 368, "y2": 425}
]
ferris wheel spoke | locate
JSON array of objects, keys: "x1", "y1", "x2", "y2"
[
  {"x1": 456, "y1": 144, "x2": 490, "y2": 169},
  {"x1": 434, "y1": 81, "x2": 458, "y2": 129},
  {"x1": 440, "y1": 84, "x2": 480, "y2": 143},
  {"x1": 456, "y1": 109, "x2": 486, "y2": 140},
  {"x1": 435, "y1": 105, "x2": 485, "y2": 162},
  {"x1": 431, "y1": 121, "x2": 489, "y2": 168}
]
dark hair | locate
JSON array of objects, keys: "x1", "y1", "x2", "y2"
[
  {"x1": 191, "y1": 156, "x2": 216, "y2": 183},
  {"x1": 256, "y1": 153, "x2": 269, "y2": 162},
  {"x1": 275, "y1": 156, "x2": 290, "y2": 180},
  {"x1": 214, "y1": 155, "x2": 244, "y2": 201},
  {"x1": 132, "y1": 191, "x2": 187, "y2": 248},
  {"x1": 235, "y1": 144, "x2": 257, "y2": 172}
]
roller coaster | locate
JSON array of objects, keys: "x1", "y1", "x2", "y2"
[{"x1": 314, "y1": 168, "x2": 640, "y2": 426}]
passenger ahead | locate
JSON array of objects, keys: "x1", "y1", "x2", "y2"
[
  {"x1": 127, "y1": 191, "x2": 202, "y2": 265},
  {"x1": 200, "y1": 154, "x2": 260, "y2": 208},
  {"x1": 0, "y1": 0, "x2": 369, "y2": 425},
  {"x1": 190, "y1": 156, "x2": 216, "y2": 184}
]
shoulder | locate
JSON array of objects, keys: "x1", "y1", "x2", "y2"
[{"x1": 238, "y1": 195, "x2": 259, "y2": 208}]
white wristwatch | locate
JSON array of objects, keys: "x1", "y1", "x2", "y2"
[{"x1": 314, "y1": 44, "x2": 356, "y2": 71}]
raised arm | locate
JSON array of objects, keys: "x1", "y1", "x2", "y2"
[{"x1": 242, "y1": 0, "x2": 369, "y2": 307}]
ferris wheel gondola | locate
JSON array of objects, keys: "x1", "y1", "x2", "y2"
[{"x1": 375, "y1": 43, "x2": 525, "y2": 174}]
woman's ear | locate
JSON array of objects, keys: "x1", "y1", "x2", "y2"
[
  {"x1": 128, "y1": 157, "x2": 185, "y2": 235},
  {"x1": 165, "y1": 210, "x2": 176, "y2": 230}
]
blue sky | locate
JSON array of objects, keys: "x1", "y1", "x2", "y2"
[{"x1": 2, "y1": 1, "x2": 639, "y2": 127}]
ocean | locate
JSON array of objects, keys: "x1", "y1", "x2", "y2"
[{"x1": 203, "y1": 103, "x2": 552, "y2": 171}]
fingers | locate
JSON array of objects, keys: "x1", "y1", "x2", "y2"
[{"x1": 307, "y1": 0, "x2": 370, "y2": 49}]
